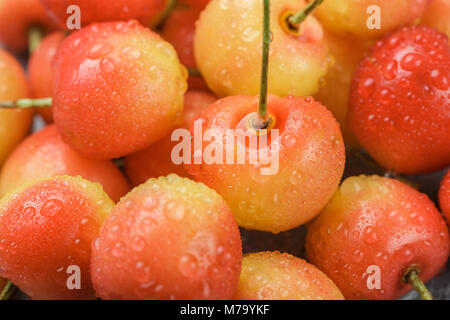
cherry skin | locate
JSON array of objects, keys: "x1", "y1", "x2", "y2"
[
  {"x1": 180, "y1": 0, "x2": 209, "y2": 10},
  {"x1": 0, "y1": 125, "x2": 130, "y2": 202},
  {"x1": 185, "y1": 95, "x2": 345, "y2": 233},
  {"x1": 41, "y1": 0, "x2": 168, "y2": 28},
  {"x1": 125, "y1": 91, "x2": 216, "y2": 187},
  {"x1": 314, "y1": 31, "x2": 369, "y2": 146},
  {"x1": 348, "y1": 25, "x2": 450, "y2": 174},
  {"x1": 439, "y1": 170, "x2": 450, "y2": 223},
  {"x1": 0, "y1": 0, "x2": 57, "y2": 52},
  {"x1": 90, "y1": 174, "x2": 242, "y2": 300},
  {"x1": 421, "y1": 0, "x2": 450, "y2": 38},
  {"x1": 0, "y1": 175, "x2": 115, "y2": 300},
  {"x1": 0, "y1": 49, "x2": 33, "y2": 166},
  {"x1": 194, "y1": 0, "x2": 330, "y2": 98},
  {"x1": 52, "y1": 20, "x2": 187, "y2": 159},
  {"x1": 161, "y1": 4, "x2": 208, "y2": 91},
  {"x1": 234, "y1": 251, "x2": 344, "y2": 300},
  {"x1": 306, "y1": 175, "x2": 450, "y2": 300},
  {"x1": 28, "y1": 32, "x2": 65, "y2": 123},
  {"x1": 315, "y1": 0, "x2": 431, "y2": 39}
]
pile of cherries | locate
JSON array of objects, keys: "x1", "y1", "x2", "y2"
[{"x1": 0, "y1": 0, "x2": 448, "y2": 300}]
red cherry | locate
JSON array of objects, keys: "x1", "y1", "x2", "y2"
[
  {"x1": 348, "y1": 25, "x2": 450, "y2": 173},
  {"x1": 0, "y1": 0, "x2": 57, "y2": 52},
  {"x1": 161, "y1": 4, "x2": 209, "y2": 91},
  {"x1": 306, "y1": 175, "x2": 450, "y2": 300},
  {"x1": 91, "y1": 174, "x2": 242, "y2": 300},
  {"x1": 439, "y1": 170, "x2": 450, "y2": 224},
  {"x1": 0, "y1": 176, "x2": 114, "y2": 300},
  {"x1": 28, "y1": 32, "x2": 65, "y2": 123},
  {"x1": 41, "y1": 0, "x2": 168, "y2": 28},
  {"x1": 125, "y1": 91, "x2": 216, "y2": 186},
  {"x1": 185, "y1": 95, "x2": 345, "y2": 233},
  {"x1": 0, "y1": 125, "x2": 130, "y2": 202},
  {"x1": 52, "y1": 20, "x2": 187, "y2": 159}
]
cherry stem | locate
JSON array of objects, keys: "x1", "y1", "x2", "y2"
[
  {"x1": 0, "y1": 97, "x2": 52, "y2": 109},
  {"x1": 0, "y1": 281, "x2": 16, "y2": 300},
  {"x1": 403, "y1": 267, "x2": 433, "y2": 300},
  {"x1": 28, "y1": 26, "x2": 43, "y2": 55},
  {"x1": 289, "y1": 0, "x2": 323, "y2": 25},
  {"x1": 187, "y1": 67, "x2": 202, "y2": 77},
  {"x1": 258, "y1": 0, "x2": 271, "y2": 123}
]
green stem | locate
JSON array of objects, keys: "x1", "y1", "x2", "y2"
[
  {"x1": 258, "y1": 0, "x2": 271, "y2": 123},
  {"x1": 403, "y1": 267, "x2": 433, "y2": 300},
  {"x1": 289, "y1": 0, "x2": 323, "y2": 25},
  {"x1": 0, "y1": 97, "x2": 52, "y2": 109},
  {"x1": 0, "y1": 281, "x2": 16, "y2": 300},
  {"x1": 187, "y1": 67, "x2": 202, "y2": 77},
  {"x1": 28, "y1": 26, "x2": 43, "y2": 55}
]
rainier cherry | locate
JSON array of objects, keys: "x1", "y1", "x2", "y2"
[
  {"x1": 234, "y1": 251, "x2": 344, "y2": 300},
  {"x1": 41, "y1": 0, "x2": 168, "y2": 28},
  {"x1": 0, "y1": 50, "x2": 33, "y2": 166},
  {"x1": 28, "y1": 32, "x2": 65, "y2": 123},
  {"x1": 0, "y1": 0, "x2": 57, "y2": 52},
  {"x1": 90, "y1": 174, "x2": 242, "y2": 300},
  {"x1": 0, "y1": 125, "x2": 130, "y2": 202},
  {"x1": 125, "y1": 91, "x2": 216, "y2": 186},
  {"x1": 348, "y1": 25, "x2": 450, "y2": 174},
  {"x1": 315, "y1": 0, "x2": 431, "y2": 39},
  {"x1": 0, "y1": 176, "x2": 115, "y2": 300},
  {"x1": 194, "y1": 0, "x2": 330, "y2": 98},
  {"x1": 306, "y1": 175, "x2": 450, "y2": 300},
  {"x1": 185, "y1": 95, "x2": 345, "y2": 233},
  {"x1": 421, "y1": 0, "x2": 450, "y2": 38},
  {"x1": 161, "y1": 4, "x2": 208, "y2": 91},
  {"x1": 52, "y1": 20, "x2": 187, "y2": 159},
  {"x1": 439, "y1": 170, "x2": 450, "y2": 223}
]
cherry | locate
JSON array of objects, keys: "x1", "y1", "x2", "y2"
[
  {"x1": 0, "y1": 0, "x2": 57, "y2": 52},
  {"x1": 439, "y1": 170, "x2": 450, "y2": 224},
  {"x1": 125, "y1": 90, "x2": 216, "y2": 187},
  {"x1": 0, "y1": 175, "x2": 115, "y2": 300},
  {"x1": 41, "y1": 0, "x2": 169, "y2": 28},
  {"x1": 194, "y1": 0, "x2": 330, "y2": 98},
  {"x1": 306, "y1": 175, "x2": 450, "y2": 300},
  {"x1": 421, "y1": 0, "x2": 450, "y2": 38},
  {"x1": 161, "y1": 4, "x2": 209, "y2": 91},
  {"x1": 90, "y1": 174, "x2": 242, "y2": 300},
  {"x1": 186, "y1": 0, "x2": 345, "y2": 233},
  {"x1": 234, "y1": 251, "x2": 344, "y2": 300},
  {"x1": 52, "y1": 20, "x2": 187, "y2": 159},
  {"x1": 180, "y1": 0, "x2": 210, "y2": 10},
  {"x1": 0, "y1": 125, "x2": 130, "y2": 202},
  {"x1": 314, "y1": 31, "x2": 369, "y2": 146},
  {"x1": 0, "y1": 49, "x2": 33, "y2": 166},
  {"x1": 315, "y1": 0, "x2": 431, "y2": 39},
  {"x1": 28, "y1": 31, "x2": 65, "y2": 123},
  {"x1": 348, "y1": 25, "x2": 450, "y2": 174}
]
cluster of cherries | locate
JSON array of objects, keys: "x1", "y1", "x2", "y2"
[{"x1": 0, "y1": 0, "x2": 448, "y2": 300}]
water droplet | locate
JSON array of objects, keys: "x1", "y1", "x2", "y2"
[{"x1": 41, "y1": 199, "x2": 63, "y2": 217}]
